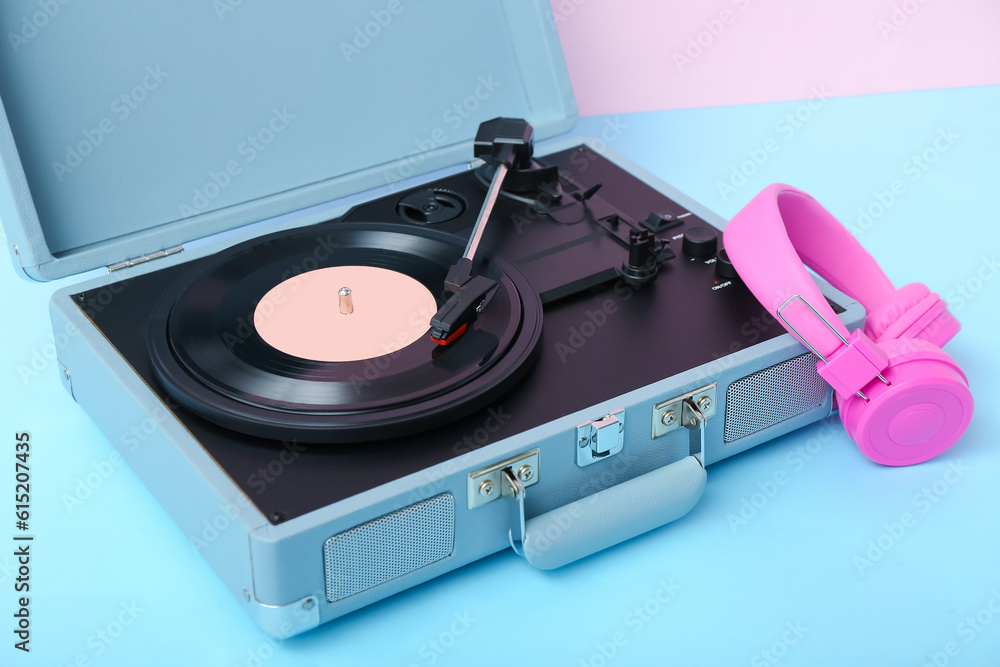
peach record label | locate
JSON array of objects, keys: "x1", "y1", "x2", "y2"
[{"x1": 253, "y1": 266, "x2": 438, "y2": 362}]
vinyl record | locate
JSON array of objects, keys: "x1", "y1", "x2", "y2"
[{"x1": 148, "y1": 222, "x2": 543, "y2": 443}]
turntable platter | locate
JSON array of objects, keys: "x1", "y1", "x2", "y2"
[
  {"x1": 253, "y1": 265, "x2": 438, "y2": 363},
  {"x1": 147, "y1": 222, "x2": 543, "y2": 443}
]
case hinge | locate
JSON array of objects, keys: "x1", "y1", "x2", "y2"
[{"x1": 107, "y1": 245, "x2": 183, "y2": 273}]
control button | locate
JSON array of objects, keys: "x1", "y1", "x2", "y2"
[
  {"x1": 641, "y1": 212, "x2": 683, "y2": 234},
  {"x1": 681, "y1": 226, "x2": 717, "y2": 258},
  {"x1": 715, "y1": 247, "x2": 739, "y2": 279}
]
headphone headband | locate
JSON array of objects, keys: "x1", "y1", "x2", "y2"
[
  {"x1": 725, "y1": 184, "x2": 972, "y2": 466},
  {"x1": 723, "y1": 184, "x2": 897, "y2": 359}
]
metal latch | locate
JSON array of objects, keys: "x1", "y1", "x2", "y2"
[
  {"x1": 467, "y1": 449, "x2": 539, "y2": 555},
  {"x1": 576, "y1": 409, "x2": 625, "y2": 467},
  {"x1": 651, "y1": 383, "x2": 717, "y2": 464},
  {"x1": 108, "y1": 245, "x2": 183, "y2": 272},
  {"x1": 467, "y1": 449, "x2": 539, "y2": 510}
]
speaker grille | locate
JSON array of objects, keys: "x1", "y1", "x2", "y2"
[
  {"x1": 323, "y1": 494, "x2": 454, "y2": 603},
  {"x1": 724, "y1": 353, "x2": 829, "y2": 443}
]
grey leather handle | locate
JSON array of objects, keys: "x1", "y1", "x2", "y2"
[{"x1": 521, "y1": 456, "x2": 706, "y2": 570}]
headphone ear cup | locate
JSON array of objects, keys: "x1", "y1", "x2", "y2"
[
  {"x1": 866, "y1": 282, "x2": 960, "y2": 348},
  {"x1": 838, "y1": 338, "x2": 973, "y2": 466},
  {"x1": 865, "y1": 283, "x2": 928, "y2": 341}
]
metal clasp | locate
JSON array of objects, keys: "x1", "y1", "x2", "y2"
[
  {"x1": 501, "y1": 467, "x2": 526, "y2": 555},
  {"x1": 682, "y1": 398, "x2": 707, "y2": 465},
  {"x1": 576, "y1": 410, "x2": 625, "y2": 467},
  {"x1": 467, "y1": 450, "x2": 539, "y2": 554},
  {"x1": 467, "y1": 449, "x2": 539, "y2": 509},
  {"x1": 651, "y1": 383, "x2": 717, "y2": 465}
]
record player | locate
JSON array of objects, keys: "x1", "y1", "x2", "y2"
[{"x1": 0, "y1": 2, "x2": 866, "y2": 636}]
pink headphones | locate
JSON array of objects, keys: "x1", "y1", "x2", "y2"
[{"x1": 725, "y1": 184, "x2": 974, "y2": 466}]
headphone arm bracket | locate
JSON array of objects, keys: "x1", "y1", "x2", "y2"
[
  {"x1": 817, "y1": 329, "x2": 890, "y2": 400},
  {"x1": 777, "y1": 294, "x2": 891, "y2": 401}
]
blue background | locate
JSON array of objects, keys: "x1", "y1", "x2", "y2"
[{"x1": 1, "y1": 84, "x2": 998, "y2": 665}]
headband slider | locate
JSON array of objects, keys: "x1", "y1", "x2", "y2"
[
  {"x1": 816, "y1": 329, "x2": 890, "y2": 400},
  {"x1": 777, "y1": 295, "x2": 890, "y2": 400}
]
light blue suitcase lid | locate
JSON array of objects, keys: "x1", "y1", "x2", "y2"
[{"x1": 0, "y1": 0, "x2": 577, "y2": 281}]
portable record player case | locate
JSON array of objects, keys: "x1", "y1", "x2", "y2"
[{"x1": 0, "y1": 1, "x2": 864, "y2": 637}]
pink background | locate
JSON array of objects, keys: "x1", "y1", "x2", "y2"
[{"x1": 551, "y1": 0, "x2": 1000, "y2": 115}]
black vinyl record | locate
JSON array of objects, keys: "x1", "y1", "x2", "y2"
[{"x1": 148, "y1": 222, "x2": 543, "y2": 443}]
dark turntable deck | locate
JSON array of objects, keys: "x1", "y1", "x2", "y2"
[{"x1": 75, "y1": 144, "x2": 802, "y2": 523}]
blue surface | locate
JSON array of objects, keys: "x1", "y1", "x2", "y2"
[{"x1": 1, "y1": 84, "x2": 999, "y2": 665}]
